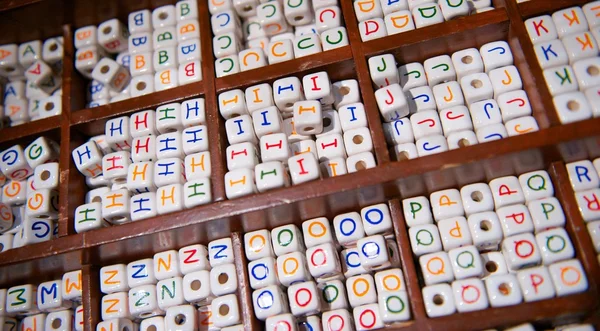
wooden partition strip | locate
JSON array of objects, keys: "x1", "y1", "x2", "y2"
[
  {"x1": 504, "y1": 0, "x2": 560, "y2": 127},
  {"x1": 198, "y1": 0, "x2": 226, "y2": 202},
  {"x1": 361, "y1": 9, "x2": 509, "y2": 57},
  {"x1": 60, "y1": 23, "x2": 88, "y2": 237},
  {"x1": 517, "y1": 0, "x2": 592, "y2": 18},
  {"x1": 388, "y1": 199, "x2": 427, "y2": 328},
  {"x1": 58, "y1": 24, "x2": 78, "y2": 236},
  {"x1": 214, "y1": 47, "x2": 354, "y2": 92},
  {"x1": 82, "y1": 265, "x2": 101, "y2": 331},
  {"x1": 549, "y1": 162, "x2": 600, "y2": 292},
  {"x1": 231, "y1": 232, "x2": 260, "y2": 331},
  {"x1": 340, "y1": 0, "x2": 391, "y2": 165}
]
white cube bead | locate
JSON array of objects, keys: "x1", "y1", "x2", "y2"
[
  {"x1": 536, "y1": 227, "x2": 575, "y2": 265},
  {"x1": 412, "y1": 4, "x2": 444, "y2": 28},
  {"x1": 485, "y1": 273, "x2": 523, "y2": 307},
  {"x1": 552, "y1": 7, "x2": 588, "y2": 38},
  {"x1": 422, "y1": 283, "x2": 456, "y2": 317},
  {"x1": 502, "y1": 232, "x2": 542, "y2": 270},
  {"x1": 384, "y1": 10, "x2": 415, "y2": 35},
  {"x1": 424, "y1": 55, "x2": 456, "y2": 86},
  {"x1": 369, "y1": 54, "x2": 399, "y2": 89},
  {"x1": 480, "y1": 41, "x2": 513, "y2": 72},
  {"x1": 549, "y1": 259, "x2": 588, "y2": 296},
  {"x1": 525, "y1": 15, "x2": 558, "y2": 44},
  {"x1": 359, "y1": 19, "x2": 387, "y2": 41},
  {"x1": 452, "y1": 48, "x2": 484, "y2": 80},
  {"x1": 375, "y1": 83, "x2": 409, "y2": 122}
]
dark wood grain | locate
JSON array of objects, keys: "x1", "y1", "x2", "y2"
[
  {"x1": 198, "y1": 0, "x2": 226, "y2": 202},
  {"x1": 550, "y1": 162, "x2": 600, "y2": 292},
  {"x1": 231, "y1": 232, "x2": 261, "y2": 331},
  {"x1": 517, "y1": 0, "x2": 593, "y2": 18},
  {"x1": 340, "y1": 0, "x2": 390, "y2": 164},
  {"x1": 0, "y1": 116, "x2": 61, "y2": 146},
  {"x1": 71, "y1": 82, "x2": 206, "y2": 135},
  {"x1": 82, "y1": 265, "x2": 100, "y2": 331},
  {"x1": 389, "y1": 200, "x2": 427, "y2": 328},
  {"x1": 215, "y1": 46, "x2": 355, "y2": 92}
]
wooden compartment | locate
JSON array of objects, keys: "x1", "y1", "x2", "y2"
[{"x1": 0, "y1": 0, "x2": 598, "y2": 330}]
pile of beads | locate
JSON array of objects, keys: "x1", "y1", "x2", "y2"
[
  {"x1": 75, "y1": 1, "x2": 201, "y2": 108},
  {"x1": 525, "y1": 3, "x2": 600, "y2": 123},
  {"x1": 246, "y1": 203, "x2": 411, "y2": 330},
  {"x1": 404, "y1": 170, "x2": 587, "y2": 317},
  {"x1": 2, "y1": 270, "x2": 83, "y2": 331},
  {"x1": 219, "y1": 71, "x2": 376, "y2": 200},
  {"x1": 97, "y1": 238, "x2": 244, "y2": 330},
  {"x1": 354, "y1": 0, "x2": 495, "y2": 42},
  {"x1": 72, "y1": 98, "x2": 211, "y2": 233},
  {"x1": 369, "y1": 41, "x2": 538, "y2": 161},
  {"x1": 210, "y1": 0, "x2": 349, "y2": 77},
  {"x1": 0, "y1": 137, "x2": 61, "y2": 250},
  {"x1": 0, "y1": 37, "x2": 63, "y2": 126}
]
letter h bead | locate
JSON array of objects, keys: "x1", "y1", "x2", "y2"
[
  {"x1": 72, "y1": 141, "x2": 104, "y2": 178},
  {"x1": 105, "y1": 116, "x2": 132, "y2": 151}
]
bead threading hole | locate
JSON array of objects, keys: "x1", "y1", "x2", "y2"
[
  {"x1": 103, "y1": 26, "x2": 112, "y2": 35},
  {"x1": 462, "y1": 55, "x2": 473, "y2": 64},
  {"x1": 49, "y1": 43, "x2": 58, "y2": 52},
  {"x1": 219, "y1": 304, "x2": 230, "y2": 316},
  {"x1": 471, "y1": 79, "x2": 483, "y2": 88},
  {"x1": 480, "y1": 220, "x2": 491, "y2": 231},
  {"x1": 218, "y1": 272, "x2": 229, "y2": 284},
  {"x1": 41, "y1": 170, "x2": 50, "y2": 181},
  {"x1": 485, "y1": 261, "x2": 498, "y2": 273},
  {"x1": 304, "y1": 127, "x2": 314, "y2": 132},
  {"x1": 159, "y1": 12, "x2": 168, "y2": 20},
  {"x1": 339, "y1": 86, "x2": 351, "y2": 95},
  {"x1": 567, "y1": 100, "x2": 580, "y2": 111},
  {"x1": 136, "y1": 82, "x2": 147, "y2": 91},
  {"x1": 191, "y1": 280, "x2": 201, "y2": 291},
  {"x1": 294, "y1": 16, "x2": 304, "y2": 21},
  {"x1": 433, "y1": 294, "x2": 444, "y2": 305},
  {"x1": 45, "y1": 102, "x2": 54, "y2": 111},
  {"x1": 147, "y1": 326, "x2": 157, "y2": 331},
  {"x1": 397, "y1": 151, "x2": 409, "y2": 161},
  {"x1": 471, "y1": 191, "x2": 483, "y2": 202},
  {"x1": 355, "y1": 161, "x2": 367, "y2": 171},
  {"x1": 323, "y1": 117, "x2": 331, "y2": 128},
  {"x1": 458, "y1": 138, "x2": 470, "y2": 148},
  {"x1": 243, "y1": 5, "x2": 253, "y2": 12},
  {"x1": 587, "y1": 65, "x2": 599, "y2": 76},
  {"x1": 175, "y1": 314, "x2": 186, "y2": 325},
  {"x1": 100, "y1": 65, "x2": 110, "y2": 74},
  {"x1": 498, "y1": 283, "x2": 511, "y2": 296},
  {"x1": 353, "y1": 135, "x2": 364, "y2": 144},
  {"x1": 51, "y1": 318, "x2": 62, "y2": 329}
]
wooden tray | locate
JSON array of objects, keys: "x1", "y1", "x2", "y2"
[{"x1": 0, "y1": 0, "x2": 598, "y2": 330}]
